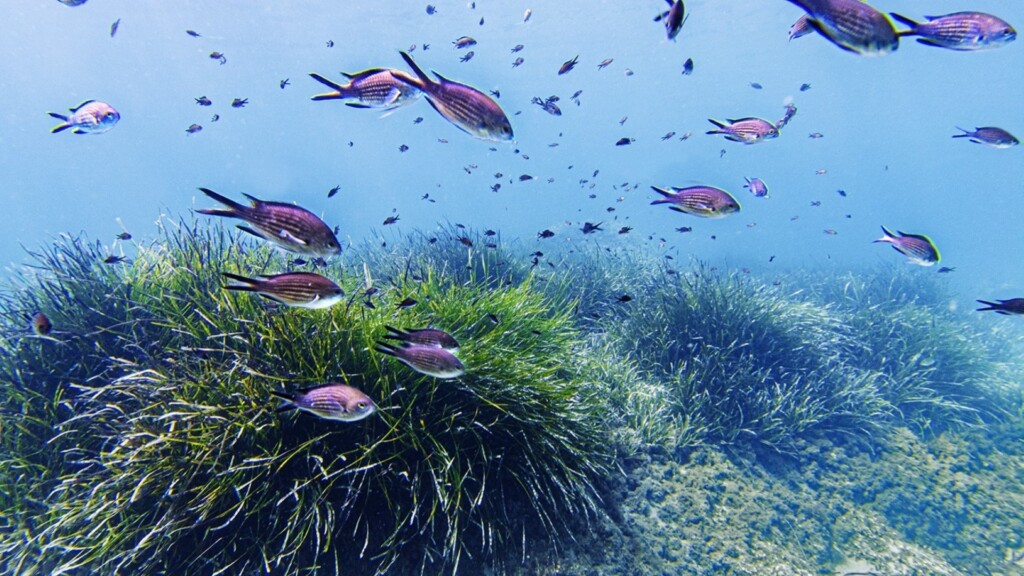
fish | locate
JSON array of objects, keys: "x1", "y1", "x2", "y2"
[
  {"x1": 186, "y1": 123, "x2": 203, "y2": 134},
  {"x1": 598, "y1": 58, "x2": 614, "y2": 69},
  {"x1": 196, "y1": 188, "x2": 341, "y2": 256},
  {"x1": 615, "y1": 137, "x2": 634, "y2": 146},
  {"x1": 453, "y1": 36, "x2": 477, "y2": 49},
  {"x1": 32, "y1": 312, "x2": 52, "y2": 335},
  {"x1": 532, "y1": 97, "x2": 562, "y2": 116},
  {"x1": 195, "y1": 96, "x2": 212, "y2": 106},
  {"x1": 310, "y1": 68, "x2": 423, "y2": 113},
  {"x1": 558, "y1": 55, "x2": 579, "y2": 75},
  {"x1": 785, "y1": 0, "x2": 899, "y2": 56},
  {"x1": 396, "y1": 297, "x2": 418, "y2": 309},
  {"x1": 952, "y1": 126, "x2": 1018, "y2": 149},
  {"x1": 538, "y1": 229, "x2": 555, "y2": 239},
  {"x1": 460, "y1": 51, "x2": 475, "y2": 63},
  {"x1": 48, "y1": 100, "x2": 120, "y2": 134},
  {"x1": 186, "y1": 30, "x2": 201, "y2": 37},
  {"x1": 789, "y1": 15, "x2": 815, "y2": 40},
  {"x1": 270, "y1": 384, "x2": 376, "y2": 422},
  {"x1": 650, "y1": 185, "x2": 741, "y2": 218},
  {"x1": 654, "y1": 0, "x2": 688, "y2": 41},
  {"x1": 874, "y1": 226, "x2": 940, "y2": 266},
  {"x1": 889, "y1": 12, "x2": 1016, "y2": 51},
  {"x1": 374, "y1": 342, "x2": 465, "y2": 379},
  {"x1": 512, "y1": 57, "x2": 525, "y2": 67},
  {"x1": 706, "y1": 117, "x2": 779, "y2": 144},
  {"x1": 383, "y1": 326, "x2": 460, "y2": 351},
  {"x1": 231, "y1": 98, "x2": 248, "y2": 108},
  {"x1": 681, "y1": 58, "x2": 694, "y2": 75},
  {"x1": 523, "y1": 8, "x2": 532, "y2": 22},
  {"x1": 397, "y1": 51, "x2": 513, "y2": 142},
  {"x1": 210, "y1": 51, "x2": 227, "y2": 64},
  {"x1": 800, "y1": 83, "x2": 812, "y2": 91},
  {"x1": 743, "y1": 177, "x2": 769, "y2": 198},
  {"x1": 222, "y1": 272, "x2": 344, "y2": 309},
  {"x1": 426, "y1": 5, "x2": 436, "y2": 15},
  {"x1": 976, "y1": 298, "x2": 1024, "y2": 316},
  {"x1": 58, "y1": 0, "x2": 88, "y2": 4},
  {"x1": 110, "y1": 18, "x2": 120, "y2": 37},
  {"x1": 512, "y1": 44, "x2": 525, "y2": 53},
  {"x1": 280, "y1": 79, "x2": 290, "y2": 89},
  {"x1": 750, "y1": 82, "x2": 763, "y2": 90},
  {"x1": 383, "y1": 215, "x2": 400, "y2": 225},
  {"x1": 581, "y1": 222, "x2": 603, "y2": 234}
]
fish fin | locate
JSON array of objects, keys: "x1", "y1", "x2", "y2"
[
  {"x1": 915, "y1": 38, "x2": 944, "y2": 47},
  {"x1": 888, "y1": 13, "x2": 919, "y2": 31},
  {"x1": 344, "y1": 102, "x2": 372, "y2": 108},
  {"x1": 398, "y1": 51, "x2": 433, "y2": 90},
  {"x1": 241, "y1": 192, "x2": 264, "y2": 206},
  {"x1": 383, "y1": 325, "x2": 409, "y2": 339},
  {"x1": 654, "y1": 10, "x2": 668, "y2": 22},
  {"x1": 269, "y1": 390, "x2": 298, "y2": 412},
  {"x1": 257, "y1": 293, "x2": 289, "y2": 305},
  {"x1": 649, "y1": 186, "x2": 674, "y2": 204},
  {"x1": 975, "y1": 300, "x2": 999, "y2": 312},
  {"x1": 236, "y1": 225, "x2": 264, "y2": 240},
  {"x1": 874, "y1": 226, "x2": 896, "y2": 243},
  {"x1": 707, "y1": 118, "x2": 726, "y2": 129},
  {"x1": 951, "y1": 127, "x2": 971, "y2": 138},
  {"x1": 278, "y1": 229, "x2": 308, "y2": 245},
  {"x1": 69, "y1": 100, "x2": 96, "y2": 112},
  {"x1": 47, "y1": 112, "x2": 68, "y2": 121},
  {"x1": 198, "y1": 188, "x2": 245, "y2": 213},
  {"x1": 374, "y1": 342, "x2": 399, "y2": 357},
  {"x1": 221, "y1": 272, "x2": 259, "y2": 289},
  {"x1": 50, "y1": 123, "x2": 71, "y2": 134},
  {"x1": 309, "y1": 72, "x2": 349, "y2": 100}
]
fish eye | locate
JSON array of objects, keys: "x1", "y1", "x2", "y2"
[{"x1": 357, "y1": 401, "x2": 368, "y2": 410}]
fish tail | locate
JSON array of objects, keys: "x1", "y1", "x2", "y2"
[
  {"x1": 309, "y1": 72, "x2": 353, "y2": 101},
  {"x1": 374, "y1": 342, "x2": 400, "y2": 358},
  {"x1": 975, "y1": 300, "x2": 1000, "y2": 312},
  {"x1": 269, "y1": 390, "x2": 299, "y2": 412},
  {"x1": 705, "y1": 118, "x2": 727, "y2": 135},
  {"x1": 383, "y1": 325, "x2": 409, "y2": 341},
  {"x1": 951, "y1": 127, "x2": 971, "y2": 138},
  {"x1": 650, "y1": 186, "x2": 673, "y2": 204},
  {"x1": 196, "y1": 188, "x2": 246, "y2": 217},
  {"x1": 398, "y1": 51, "x2": 432, "y2": 90},
  {"x1": 874, "y1": 225, "x2": 896, "y2": 243},
  {"x1": 888, "y1": 13, "x2": 919, "y2": 33},
  {"x1": 48, "y1": 112, "x2": 71, "y2": 133},
  {"x1": 221, "y1": 272, "x2": 260, "y2": 290}
]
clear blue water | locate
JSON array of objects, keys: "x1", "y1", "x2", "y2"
[{"x1": 4, "y1": 1, "x2": 1022, "y2": 312}]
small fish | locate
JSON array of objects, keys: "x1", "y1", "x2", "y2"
[
  {"x1": 396, "y1": 297, "x2": 418, "y2": 309},
  {"x1": 706, "y1": 117, "x2": 778, "y2": 144},
  {"x1": 186, "y1": 123, "x2": 203, "y2": 134},
  {"x1": 661, "y1": 131, "x2": 676, "y2": 140},
  {"x1": 676, "y1": 226, "x2": 692, "y2": 233},
  {"x1": 270, "y1": 384, "x2": 376, "y2": 422},
  {"x1": 196, "y1": 188, "x2": 341, "y2": 256},
  {"x1": 57, "y1": 0, "x2": 88, "y2": 5},
  {"x1": 511, "y1": 44, "x2": 524, "y2": 53},
  {"x1": 523, "y1": 8, "x2": 532, "y2": 22},
  {"x1": 937, "y1": 266, "x2": 955, "y2": 274},
  {"x1": 889, "y1": 12, "x2": 1016, "y2": 51},
  {"x1": 618, "y1": 226, "x2": 632, "y2": 234},
  {"x1": 460, "y1": 51, "x2": 475, "y2": 63},
  {"x1": 743, "y1": 177, "x2": 769, "y2": 198},
  {"x1": 310, "y1": 68, "x2": 423, "y2": 112},
  {"x1": 453, "y1": 36, "x2": 477, "y2": 49},
  {"x1": 398, "y1": 144, "x2": 409, "y2": 152},
  {"x1": 103, "y1": 255, "x2": 126, "y2": 264},
  {"x1": 328, "y1": 185, "x2": 341, "y2": 198},
  {"x1": 615, "y1": 137, "x2": 634, "y2": 146},
  {"x1": 531, "y1": 97, "x2": 561, "y2": 116},
  {"x1": 749, "y1": 82, "x2": 763, "y2": 90},
  {"x1": 952, "y1": 126, "x2": 1018, "y2": 149},
  {"x1": 48, "y1": 100, "x2": 120, "y2": 134},
  {"x1": 222, "y1": 271, "x2": 344, "y2": 309},
  {"x1": 398, "y1": 51, "x2": 513, "y2": 142},
  {"x1": 519, "y1": 174, "x2": 534, "y2": 181},
  {"x1": 426, "y1": 5, "x2": 437, "y2": 15},
  {"x1": 231, "y1": 98, "x2": 248, "y2": 108},
  {"x1": 976, "y1": 298, "x2": 1024, "y2": 316},
  {"x1": 32, "y1": 312, "x2": 52, "y2": 335},
  {"x1": 581, "y1": 222, "x2": 603, "y2": 234},
  {"x1": 210, "y1": 51, "x2": 227, "y2": 64},
  {"x1": 874, "y1": 226, "x2": 940, "y2": 266},
  {"x1": 375, "y1": 342, "x2": 465, "y2": 378},
  {"x1": 650, "y1": 185, "x2": 741, "y2": 218},
  {"x1": 512, "y1": 57, "x2": 525, "y2": 67},
  {"x1": 110, "y1": 18, "x2": 120, "y2": 37},
  {"x1": 558, "y1": 55, "x2": 579, "y2": 75},
  {"x1": 280, "y1": 79, "x2": 290, "y2": 89},
  {"x1": 538, "y1": 229, "x2": 555, "y2": 239},
  {"x1": 186, "y1": 30, "x2": 201, "y2": 37},
  {"x1": 837, "y1": 189, "x2": 847, "y2": 197},
  {"x1": 115, "y1": 232, "x2": 132, "y2": 240},
  {"x1": 809, "y1": 132, "x2": 824, "y2": 139},
  {"x1": 458, "y1": 236, "x2": 474, "y2": 247},
  {"x1": 195, "y1": 96, "x2": 212, "y2": 106},
  {"x1": 789, "y1": 15, "x2": 815, "y2": 40},
  {"x1": 823, "y1": 229, "x2": 838, "y2": 235},
  {"x1": 624, "y1": 68, "x2": 634, "y2": 76},
  {"x1": 598, "y1": 58, "x2": 614, "y2": 69},
  {"x1": 785, "y1": 0, "x2": 899, "y2": 56},
  {"x1": 383, "y1": 215, "x2": 400, "y2": 225},
  {"x1": 211, "y1": 114, "x2": 220, "y2": 122},
  {"x1": 617, "y1": 294, "x2": 633, "y2": 303},
  {"x1": 800, "y1": 83, "x2": 812, "y2": 91},
  {"x1": 654, "y1": 0, "x2": 688, "y2": 41},
  {"x1": 681, "y1": 58, "x2": 694, "y2": 75},
  {"x1": 326, "y1": 40, "x2": 334, "y2": 48},
  {"x1": 385, "y1": 326, "x2": 460, "y2": 352}
]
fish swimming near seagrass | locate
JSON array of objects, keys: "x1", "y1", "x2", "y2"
[
  {"x1": 374, "y1": 341, "x2": 465, "y2": 379},
  {"x1": 651, "y1": 186, "x2": 741, "y2": 218},
  {"x1": 196, "y1": 188, "x2": 341, "y2": 256},
  {"x1": 270, "y1": 383, "x2": 376, "y2": 422},
  {"x1": 222, "y1": 272, "x2": 344, "y2": 309},
  {"x1": 873, "y1": 226, "x2": 940, "y2": 266},
  {"x1": 383, "y1": 326, "x2": 460, "y2": 352}
]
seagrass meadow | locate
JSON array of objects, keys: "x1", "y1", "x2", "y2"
[{"x1": 1, "y1": 221, "x2": 1022, "y2": 575}]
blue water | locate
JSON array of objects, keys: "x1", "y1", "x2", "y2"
[{"x1": 4, "y1": 1, "x2": 1023, "y2": 309}]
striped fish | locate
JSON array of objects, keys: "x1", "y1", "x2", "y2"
[
  {"x1": 952, "y1": 126, "x2": 1018, "y2": 149},
  {"x1": 650, "y1": 186, "x2": 741, "y2": 219},
  {"x1": 374, "y1": 342, "x2": 465, "y2": 379},
  {"x1": 706, "y1": 117, "x2": 778, "y2": 144},
  {"x1": 270, "y1": 384, "x2": 376, "y2": 422},
  {"x1": 397, "y1": 51, "x2": 513, "y2": 142},
  {"x1": 49, "y1": 100, "x2": 120, "y2": 134},
  {"x1": 383, "y1": 325, "x2": 460, "y2": 352},
  {"x1": 222, "y1": 272, "x2": 344, "y2": 309},
  {"x1": 309, "y1": 68, "x2": 422, "y2": 112},
  {"x1": 874, "y1": 226, "x2": 940, "y2": 266},
  {"x1": 196, "y1": 188, "x2": 341, "y2": 256},
  {"x1": 890, "y1": 12, "x2": 1016, "y2": 51},
  {"x1": 786, "y1": 0, "x2": 899, "y2": 56}
]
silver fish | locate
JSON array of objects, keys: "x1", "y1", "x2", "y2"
[
  {"x1": 952, "y1": 126, "x2": 1018, "y2": 149},
  {"x1": 309, "y1": 68, "x2": 421, "y2": 112},
  {"x1": 890, "y1": 12, "x2": 1016, "y2": 51},
  {"x1": 222, "y1": 272, "x2": 344, "y2": 309},
  {"x1": 48, "y1": 100, "x2": 120, "y2": 134},
  {"x1": 650, "y1": 186, "x2": 741, "y2": 218},
  {"x1": 397, "y1": 51, "x2": 513, "y2": 142},
  {"x1": 196, "y1": 188, "x2": 341, "y2": 256},
  {"x1": 375, "y1": 342, "x2": 465, "y2": 379},
  {"x1": 706, "y1": 117, "x2": 779, "y2": 144},
  {"x1": 786, "y1": 0, "x2": 899, "y2": 56},
  {"x1": 271, "y1": 384, "x2": 376, "y2": 422},
  {"x1": 874, "y1": 226, "x2": 940, "y2": 266}
]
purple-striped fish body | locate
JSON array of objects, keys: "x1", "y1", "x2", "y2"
[
  {"x1": 650, "y1": 186, "x2": 741, "y2": 219},
  {"x1": 706, "y1": 117, "x2": 778, "y2": 144},
  {"x1": 952, "y1": 126, "x2": 1018, "y2": 149},
  {"x1": 786, "y1": 0, "x2": 898, "y2": 56},
  {"x1": 397, "y1": 51, "x2": 513, "y2": 142},
  {"x1": 654, "y1": 0, "x2": 687, "y2": 41},
  {"x1": 196, "y1": 188, "x2": 341, "y2": 256},
  {"x1": 48, "y1": 100, "x2": 120, "y2": 134},
  {"x1": 375, "y1": 342, "x2": 465, "y2": 379},
  {"x1": 890, "y1": 12, "x2": 1015, "y2": 51},
  {"x1": 874, "y1": 226, "x2": 940, "y2": 266},
  {"x1": 383, "y1": 325, "x2": 460, "y2": 352},
  {"x1": 309, "y1": 68, "x2": 422, "y2": 112},
  {"x1": 271, "y1": 384, "x2": 376, "y2": 422},
  {"x1": 222, "y1": 272, "x2": 344, "y2": 309}
]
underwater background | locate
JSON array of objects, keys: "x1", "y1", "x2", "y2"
[{"x1": 2, "y1": 1, "x2": 1023, "y2": 575}]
